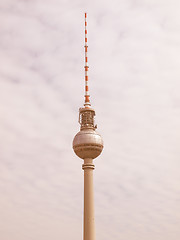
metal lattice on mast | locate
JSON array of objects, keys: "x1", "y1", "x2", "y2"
[{"x1": 84, "y1": 12, "x2": 91, "y2": 107}]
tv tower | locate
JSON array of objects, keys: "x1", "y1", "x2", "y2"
[{"x1": 73, "y1": 13, "x2": 104, "y2": 240}]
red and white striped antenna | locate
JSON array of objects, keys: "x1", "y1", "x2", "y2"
[{"x1": 84, "y1": 12, "x2": 91, "y2": 108}]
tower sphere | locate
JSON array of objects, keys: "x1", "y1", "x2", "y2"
[{"x1": 73, "y1": 128, "x2": 103, "y2": 159}]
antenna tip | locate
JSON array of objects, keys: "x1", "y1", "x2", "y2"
[{"x1": 85, "y1": 12, "x2": 87, "y2": 18}]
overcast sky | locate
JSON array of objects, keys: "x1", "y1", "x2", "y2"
[{"x1": 0, "y1": 0, "x2": 180, "y2": 239}]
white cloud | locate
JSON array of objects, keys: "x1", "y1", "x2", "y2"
[{"x1": 0, "y1": 0, "x2": 180, "y2": 239}]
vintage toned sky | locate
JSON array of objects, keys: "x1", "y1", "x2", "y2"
[{"x1": 0, "y1": 0, "x2": 180, "y2": 239}]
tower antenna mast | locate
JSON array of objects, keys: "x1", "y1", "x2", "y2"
[{"x1": 84, "y1": 12, "x2": 90, "y2": 107}]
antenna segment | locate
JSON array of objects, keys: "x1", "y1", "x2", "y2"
[{"x1": 84, "y1": 12, "x2": 90, "y2": 107}]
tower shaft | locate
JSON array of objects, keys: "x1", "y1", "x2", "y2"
[
  {"x1": 72, "y1": 12, "x2": 103, "y2": 240},
  {"x1": 83, "y1": 158, "x2": 95, "y2": 240}
]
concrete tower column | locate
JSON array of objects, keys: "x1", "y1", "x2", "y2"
[{"x1": 82, "y1": 158, "x2": 95, "y2": 240}]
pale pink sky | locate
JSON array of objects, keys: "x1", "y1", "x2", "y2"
[{"x1": 0, "y1": 0, "x2": 180, "y2": 239}]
